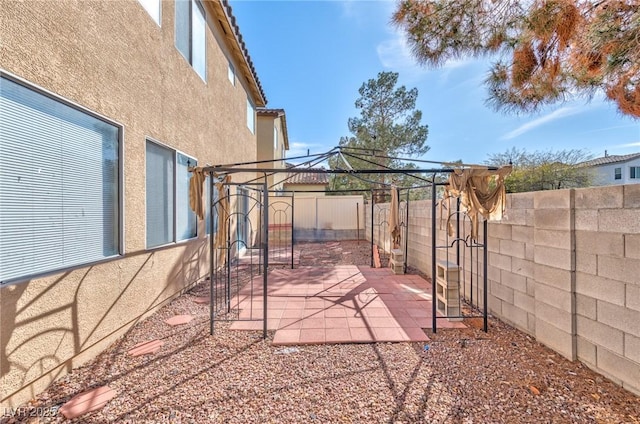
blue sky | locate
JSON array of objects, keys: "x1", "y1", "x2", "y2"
[{"x1": 230, "y1": 0, "x2": 640, "y2": 166}]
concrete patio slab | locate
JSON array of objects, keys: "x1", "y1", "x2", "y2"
[{"x1": 229, "y1": 265, "x2": 466, "y2": 344}]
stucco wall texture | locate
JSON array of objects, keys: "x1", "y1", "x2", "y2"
[
  {"x1": 366, "y1": 185, "x2": 640, "y2": 396},
  {"x1": 1, "y1": 0, "x2": 262, "y2": 407}
]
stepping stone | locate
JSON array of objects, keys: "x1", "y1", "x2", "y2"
[
  {"x1": 165, "y1": 315, "x2": 194, "y2": 326},
  {"x1": 193, "y1": 296, "x2": 210, "y2": 304},
  {"x1": 127, "y1": 339, "x2": 164, "y2": 357},
  {"x1": 59, "y1": 386, "x2": 116, "y2": 419}
]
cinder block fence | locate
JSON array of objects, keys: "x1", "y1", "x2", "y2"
[{"x1": 366, "y1": 184, "x2": 640, "y2": 395}]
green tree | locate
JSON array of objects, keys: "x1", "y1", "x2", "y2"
[
  {"x1": 329, "y1": 71, "x2": 429, "y2": 194},
  {"x1": 486, "y1": 147, "x2": 594, "y2": 192},
  {"x1": 393, "y1": 0, "x2": 640, "y2": 118}
]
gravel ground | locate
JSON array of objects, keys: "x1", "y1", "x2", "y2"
[{"x1": 4, "y1": 241, "x2": 639, "y2": 423}]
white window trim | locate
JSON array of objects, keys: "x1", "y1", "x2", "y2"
[
  {"x1": 175, "y1": 0, "x2": 207, "y2": 82},
  {"x1": 137, "y1": 0, "x2": 161, "y2": 26},
  {"x1": 246, "y1": 98, "x2": 255, "y2": 134},
  {"x1": 145, "y1": 138, "x2": 198, "y2": 250},
  {"x1": 228, "y1": 61, "x2": 235, "y2": 86},
  {"x1": 0, "y1": 70, "x2": 125, "y2": 285}
]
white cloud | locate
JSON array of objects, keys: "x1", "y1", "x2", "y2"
[
  {"x1": 612, "y1": 141, "x2": 640, "y2": 149},
  {"x1": 500, "y1": 107, "x2": 582, "y2": 140},
  {"x1": 341, "y1": 0, "x2": 394, "y2": 26}
]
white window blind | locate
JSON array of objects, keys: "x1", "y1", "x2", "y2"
[
  {"x1": 146, "y1": 142, "x2": 174, "y2": 247},
  {"x1": 0, "y1": 76, "x2": 120, "y2": 283},
  {"x1": 145, "y1": 141, "x2": 196, "y2": 248}
]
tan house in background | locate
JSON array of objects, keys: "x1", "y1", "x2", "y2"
[
  {"x1": 283, "y1": 166, "x2": 330, "y2": 196},
  {"x1": 0, "y1": 0, "x2": 269, "y2": 408},
  {"x1": 256, "y1": 108, "x2": 289, "y2": 192}
]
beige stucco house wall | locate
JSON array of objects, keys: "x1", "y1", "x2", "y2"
[
  {"x1": 256, "y1": 108, "x2": 289, "y2": 191},
  {"x1": 283, "y1": 170, "x2": 329, "y2": 197},
  {"x1": 284, "y1": 184, "x2": 329, "y2": 196},
  {"x1": 0, "y1": 0, "x2": 266, "y2": 408}
]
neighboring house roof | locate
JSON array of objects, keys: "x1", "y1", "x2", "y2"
[
  {"x1": 208, "y1": 0, "x2": 266, "y2": 107},
  {"x1": 257, "y1": 108, "x2": 289, "y2": 150},
  {"x1": 581, "y1": 152, "x2": 640, "y2": 167},
  {"x1": 284, "y1": 168, "x2": 330, "y2": 185}
]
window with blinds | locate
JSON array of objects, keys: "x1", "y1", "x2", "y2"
[
  {"x1": 145, "y1": 140, "x2": 197, "y2": 248},
  {"x1": 0, "y1": 75, "x2": 121, "y2": 284},
  {"x1": 175, "y1": 0, "x2": 206, "y2": 81}
]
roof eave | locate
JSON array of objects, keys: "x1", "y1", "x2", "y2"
[{"x1": 208, "y1": 0, "x2": 266, "y2": 107}]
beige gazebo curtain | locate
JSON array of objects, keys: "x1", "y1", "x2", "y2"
[
  {"x1": 389, "y1": 186, "x2": 401, "y2": 249},
  {"x1": 189, "y1": 168, "x2": 231, "y2": 265},
  {"x1": 444, "y1": 165, "x2": 512, "y2": 240}
]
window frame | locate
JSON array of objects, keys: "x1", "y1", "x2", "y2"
[
  {"x1": 631, "y1": 166, "x2": 640, "y2": 180},
  {"x1": 145, "y1": 138, "x2": 198, "y2": 249},
  {"x1": 614, "y1": 167, "x2": 622, "y2": 180},
  {"x1": 228, "y1": 61, "x2": 235, "y2": 86},
  {"x1": 274, "y1": 124, "x2": 278, "y2": 152},
  {"x1": 0, "y1": 70, "x2": 124, "y2": 285},
  {"x1": 175, "y1": 0, "x2": 207, "y2": 81},
  {"x1": 246, "y1": 98, "x2": 255, "y2": 134},
  {"x1": 137, "y1": 0, "x2": 161, "y2": 26}
]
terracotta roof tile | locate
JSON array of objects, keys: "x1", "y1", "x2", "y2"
[{"x1": 284, "y1": 169, "x2": 330, "y2": 185}]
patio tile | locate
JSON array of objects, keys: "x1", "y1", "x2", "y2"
[
  {"x1": 127, "y1": 339, "x2": 164, "y2": 357},
  {"x1": 403, "y1": 327, "x2": 430, "y2": 341},
  {"x1": 285, "y1": 299, "x2": 306, "y2": 308},
  {"x1": 346, "y1": 317, "x2": 368, "y2": 328},
  {"x1": 165, "y1": 315, "x2": 194, "y2": 326},
  {"x1": 267, "y1": 309, "x2": 285, "y2": 319},
  {"x1": 348, "y1": 327, "x2": 375, "y2": 342},
  {"x1": 272, "y1": 329, "x2": 301, "y2": 345},
  {"x1": 394, "y1": 314, "x2": 418, "y2": 328},
  {"x1": 363, "y1": 307, "x2": 390, "y2": 317},
  {"x1": 281, "y1": 308, "x2": 304, "y2": 318},
  {"x1": 324, "y1": 307, "x2": 347, "y2": 317},
  {"x1": 373, "y1": 327, "x2": 409, "y2": 342},
  {"x1": 301, "y1": 317, "x2": 325, "y2": 329},
  {"x1": 239, "y1": 309, "x2": 264, "y2": 320},
  {"x1": 299, "y1": 328, "x2": 325, "y2": 344},
  {"x1": 413, "y1": 317, "x2": 433, "y2": 328},
  {"x1": 251, "y1": 264, "x2": 466, "y2": 345},
  {"x1": 267, "y1": 318, "x2": 281, "y2": 329},
  {"x1": 59, "y1": 386, "x2": 116, "y2": 419},
  {"x1": 302, "y1": 309, "x2": 324, "y2": 319},
  {"x1": 279, "y1": 318, "x2": 303, "y2": 329},
  {"x1": 325, "y1": 328, "x2": 352, "y2": 343},
  {"x1": 406, "y1": 308, "x2": 430, "y2": 318},
  {"x1": 324, "y1": 317, "x2": 349, "y2": 329},
  {"x1": 363, "y1": 316, "x2": 398, "y2": 328}
]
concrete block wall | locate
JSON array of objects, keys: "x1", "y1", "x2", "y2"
[
  {"x1": 367, "y1": 185, "x2": 639, "y2": 395},
  {"x1": 573, "y1": 185, "x2": 640, "y2": 395}
]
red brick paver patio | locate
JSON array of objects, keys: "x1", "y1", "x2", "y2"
[{"x1": 229, "y1": 265, "x2": 465, "y2": 344}]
